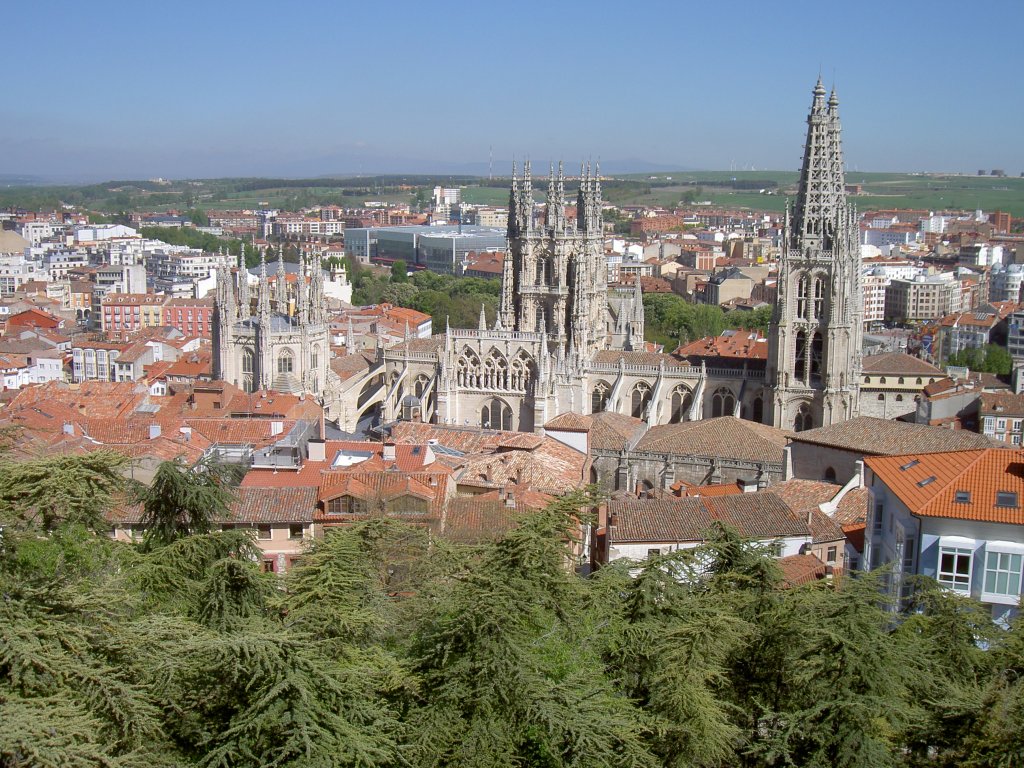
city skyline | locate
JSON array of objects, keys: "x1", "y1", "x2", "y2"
[{"x1": 6, "y1": 0, "x2": 1024, "y2": 181}]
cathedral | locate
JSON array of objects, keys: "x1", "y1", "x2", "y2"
[
  {"x1": 212, "y1": 79, "x2": 862, "y2": 435},
  {"x1": 213, "y1": 251, "x2": 333, "y2": 399}
]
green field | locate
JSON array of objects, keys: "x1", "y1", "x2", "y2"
[{"x1": 3, "y1": 171, "x2": 1023, "y2": 221}]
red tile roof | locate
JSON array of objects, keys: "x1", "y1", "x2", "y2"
[{"x1": 866, "y1": 449, "x2": 1024, "y2": 525}]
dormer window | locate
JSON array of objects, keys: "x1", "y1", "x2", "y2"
[{"x1": 954, "y1": 490, "x2": 971, "y2": 504}]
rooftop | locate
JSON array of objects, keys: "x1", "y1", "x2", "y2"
[{"x1": 790, "y1": 416, "x2": 996, "y2": 455}]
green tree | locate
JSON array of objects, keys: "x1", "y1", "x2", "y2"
[
  {"x1": 0, "y1": 450, "x2": 127, "y2": 532},
  {"x1": 136, "y1": 458, "x2": 235, "y2": 549},
  {"x1": 391, "y1": 259, "x2": 409, "y2": 283}
]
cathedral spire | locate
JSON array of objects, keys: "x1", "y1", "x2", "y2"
[
  {"x1": 478, "y1": 303, "x2": 487, "y2": 331},
  {"x1": 257, "y1": 249, "x2": 270, "y2": 319},
  {"x1": 792, "y1": 77, "x2": 847, "y2": 248}
]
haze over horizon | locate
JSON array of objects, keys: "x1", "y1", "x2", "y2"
[{"x1": 6, "y1": 0, "x2": 1023, "y2": 182}]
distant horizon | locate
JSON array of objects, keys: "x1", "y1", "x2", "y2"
[{"x1": 5, "y1": 165, "x2": 1021, "y2": 189}]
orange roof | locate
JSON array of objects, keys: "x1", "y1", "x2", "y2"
[{"x1": 866, "y1": 449, "x2": 1024, "y2": 525}]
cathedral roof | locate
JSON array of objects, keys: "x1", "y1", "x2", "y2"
[
  {"x1": 634, "y1": 417, "x2": 790, "y2": 465},
  {"x1": 790, "y1": 416, "x2": 996, "y2": 456},
  {"x1": 861, "y1": 352, "x2": 942, "y2": 377},
  {"x1": 590, "y1": 350, "x2": 689, "y2": 367}
]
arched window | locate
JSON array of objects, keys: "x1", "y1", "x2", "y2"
[
  {"x1": 669, "y1": 385, "x2": 693, "y2": 423},
  {"x1": 483, "y1": 349, "x2": 509, "y2": 390},
  {"x1": 591, "y1": 381, "x2": 610, "y2": 414},
  {"x1": 865, "y1": 376, "x2": 871, "y2": 383},
  {"x1": 511, "y1": 352, "x2": 533, "y2": 392},
  {"x1": 916, "y1": 377, "x2": 923, "y2": 385},
  {"x1": 712, "y1": 387, "x2": 735, "y2": 418},
  {"x1": 796, "y1": 275, "x2": 808, "y2": 319},
  {"x1": 895, "y1": 394, "x2": 904, "y2": 402},
  {"x1": 813, "y1": 277, "x2": 824, "y2": 319},
  {"x1": 809, "y1": 332, "x2": 823, "y2": 382},
  {"x1": 877, "y1": 393, "x2": 885, "y2": 401},
  {"x1": 794, "y1": 330, "x2": 807, "y2": 382},
  {"x1": 898, "y1": 377, "x2": 904, "y2": 385},
  {"x1": 277, "y1": 348, "x2": 294, "y2": 375},
  {"x1": 879, "y1": 376, "x2": 887, "y2": 384},
  {"x1": 481, "y1": 398, "x2": 512, "y2": 431},
  {"x1": 824, "y1": 467, "x2": 837, "y2": 483},
  {"x1": 794, "y1": 403, "x2": 813, "y2": 432},
  {"x1": 311, "y1": 344, "x2": 320, "y2": 372},
  {"x1": 242, "y1": 349, "x2": 254, "y2": 374},
  {"x1": 752, "y1": 396, "x2": 764, "y2": 423},
  {"x1": 631, "y1": 382, "x2": 652, "y2": 419},
  {"x1": 457, "y1": 348, "x2": 482, "y2": 388}
]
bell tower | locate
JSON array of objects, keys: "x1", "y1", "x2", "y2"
[{"x1": 766, "y1": 78, "x2": 862, "y2": 431}]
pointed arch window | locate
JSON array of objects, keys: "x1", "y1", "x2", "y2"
[
  {"x1": 794, "y1": 403, "x2": 813, "y2": 432},
  {"x1": 311, "y1": 344, "x2": 320, "y2": 373},
  {"x1": 277, "y1": 348, "x2": 294, "y2": 375},
  {"x1": 670, "y1": 385, "x2": 693, "y2": 423},
  {"x1": 796, "y1": 275, "x2": 808, "y2": 320},
  {"x1": 631, "y1": 382, "x2": 652, "y2": 419},
  {"x1": 712, "y1": 387, "x2": 736, "y2": 418},
  {"x1": 242, "y1": 349, "x2": 254, "y2": 374},
  {"x1": 752, "y1": 396, "x2": 764, "y2": 423},
  {"x1": 810, "y1": 332, "x2": 823, "y2": 382},
  {"x1": 592, "y1": 381, "x2": 610, "y2": 414},
  {"x1": 794, "y1": 330, "x2": 808, "y2": 383},
  {"x1": 481, "y1": 398, "x2": 512, "y2": 431},
  {"x1": 813, "y1": 277, "x2": 825, "y2": 319}
]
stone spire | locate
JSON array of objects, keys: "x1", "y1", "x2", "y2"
[
  {"x1": 257, "y1": 249, "x2": 270, "y2": 320},
  {"x1": 478, "y1": 302, "x2": 487, "y2": 331},
  {"x1": 237, "y1": 253, "x2": 251, "y2": 320},
  {"x1": 275, "y1": 251, "x2": 288, "y2": 307},
  {"x1": 791, "y1": 77, "x2": 847, "y2": 249},
  {"x1": 296, "y1": 249, "x2": 308, "y2": 323}
]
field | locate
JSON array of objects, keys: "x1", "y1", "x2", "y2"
[{"x1": 3, "y1": 171, "x2": 1023, "y2": 221}]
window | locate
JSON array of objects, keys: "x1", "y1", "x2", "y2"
[
  {"x1": 873, "y1": 502, "x2": 884, "y2": 534},
  {"x1": 877, "y1": 393, "x2": 885, "y2": 401},
  {"x1": 257, "y1": 525, "x2": 272, "y2": 540},
  {"x1": 289, "y1": 524, "x2": 304, "y2": 540},
  {"x1": 938, "y1": 546, "x2": 973, "y2": 593},
  {"x1": 954, "y1": 490, "x2": 971, "y2": 504},
  {"x1": 277, "y1": 350, "x2": 294, "y2": 375},
  {"x1": 996, "y1": 491, "x2": 1019, "y2": 508},
  {"x1": 261, "y1": 559, "x2": 277, "y2": 573},
  {"x1": 769, "y1": 541, "x2": 785, "y2": 557},
  {"x1": 826, "y1": 546, "x2": 837, "y2": 564},
  {"x1": 327, "y1": 496, "x2": 359, "y2": 514},
  {"x1": 647, "y1": 548, "x2": 662, "y2": 559},
  {"x1": 983, "y1": 551, "x2": 1023, "y2": 598},
  {"x1": 895, "y1": 394, "x2": 904, "y2": 402}
]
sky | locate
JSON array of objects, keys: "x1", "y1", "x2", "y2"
[{"x1": 4, "y1": 0, "x2": 1023, "y2": 181}]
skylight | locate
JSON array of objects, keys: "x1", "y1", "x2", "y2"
[
  {"x1": 995, "y1": 491, "x2": 1019, "y2": 508},
  {"x1": 900, "y1": 459, "x2": 920, "y2": 471},
  {"x1": 917, "y1": 476, "x2": 936, "y2": 487},
  {"x1": 954, "y1": 490, "x2": 971, "y2": 503}
]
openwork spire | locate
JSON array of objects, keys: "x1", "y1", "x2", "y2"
[{"x1": 792, "y1": 77, "x2": 847, "y2": 248}]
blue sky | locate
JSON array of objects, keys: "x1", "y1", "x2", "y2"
[{"x1": 4, "y1": 0, "x2": 1023, "y2": 180}]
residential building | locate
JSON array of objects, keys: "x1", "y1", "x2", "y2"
[
  {"x1": 162, "y1": 297, "x2": 215, "y2": 338},
  {"x1": 885, "y1": 275, "x2": 963, "y2": 323},
  {"x1": 865, "y1": 448, "x2": 1024, "y2": 623},
  {"x1": 100, "y1": 294, "x2": 166, "y2": 339}
]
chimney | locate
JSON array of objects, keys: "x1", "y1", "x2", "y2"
[
  {"x1": 148, "y1": 424, "x2": 161, "y2": 440},
  {"x1": 382, "y1": 443, "x2": 396, "y2": 462},
  {"x1": 505, "y1": 490, "x2": 515, "y2": 508},
  {"x1": 737, "y1": 477, "x2": 758, "y2": 493},
  {"x1": 308, "y1": 438, "x2": 326, "y2": 462},
  {"x1": 62, "y1": 422, "x2": 74, "y2": 436},
  {"x1": 271, "y1": 420, "x2": 284, "y2": 436}
]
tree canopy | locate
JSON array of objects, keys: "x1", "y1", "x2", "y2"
[{"x1": 0, "y1": 451, "x2": 1021, "y2": 767}]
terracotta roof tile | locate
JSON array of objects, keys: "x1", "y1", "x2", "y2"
[
  {"x1": 610, "y1": 491, "x2": 810, "y2": 544},
  {"x1": 792, "y1": 416, "x2": 997, "y2": 455},
  {"x1": 861, "y1": 352, "x2": 942, "y2": 376},
  {"x1": 866, "y1": 449, "x2": 1024, "y2": 525},
  {"x1": 777, "y1": 553, "x2": 829, "y2": 587},
  {"x1": 635, "y1": 417, "x2": 790, "y2": 464}
]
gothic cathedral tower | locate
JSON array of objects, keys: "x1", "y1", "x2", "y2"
[
  {"x1": 766, "y1": 79, "x2": 862, "y2": 431},
  {"x1": 499, "y1": 161, "x2": 608, "y2": 361}
]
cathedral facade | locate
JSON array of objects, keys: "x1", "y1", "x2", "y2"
[
  {"x1": 213, "y1": 252, "x2": 333, "y2": 400},
  {"x1": 212, "y1": 79, "x2": 862, "y2": 437}
]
